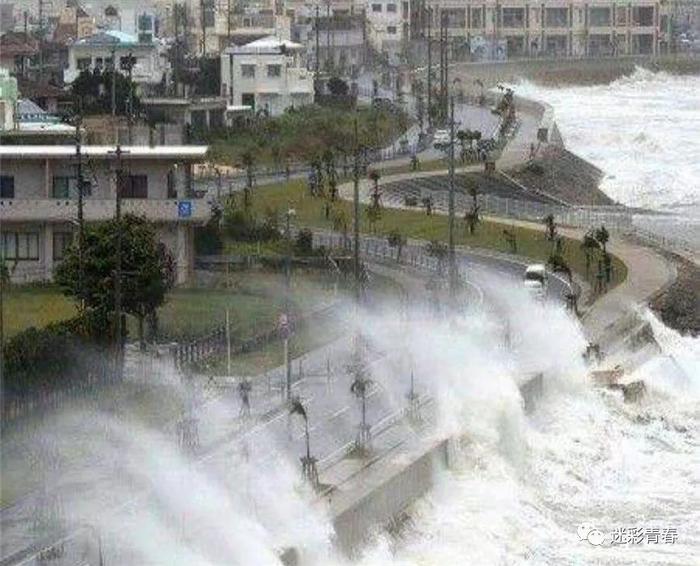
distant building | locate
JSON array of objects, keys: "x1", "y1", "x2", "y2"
[
  {"x1": 416, "y1": 0, "x2": 671, "y2": 58},
  {"x1": 0, "y1": 3, "x2": 15, "y2": 33},
  {"x1": 0, "y1": 68, "x2": 18, "y2": 131},
  {"x1": 0, "y1": 31, "x2": 39, "y2": 78},
  {"x1": 366, "y1": 0, "x2": 410, "y2": 61},
  {"x1": 0, "y1": 145, "x2": 210, "y2": 284},
  {"x1": 221, "y1": 35, "x2": 314, "y2": 116},
  {"x1": 64, "y1": 30, "x2": 168, "y2": 88},
  {"x1": 53, "y1": 4, "x2": 95, "y2": 43}
]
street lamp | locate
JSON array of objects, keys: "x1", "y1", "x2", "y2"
[
  {"x1": 448, "y1": 77, "x2": 462, "y2": 303},
  {"x1": 284, "y1": 208, "x2": 296, "y2": 400}
]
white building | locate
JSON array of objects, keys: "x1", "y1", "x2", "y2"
[
  {"x1": 366, "y1": 0, "x2": 411, "y2": 59},
  {"x1": 0, "y1": 145, "x2": 210, "y2": 285},
  {"x1": 221, "y1": 36, "x2": 314, "y2": 116},
  {"x1": 64, "y1": 30, "x2": 168, "y2": 87}
]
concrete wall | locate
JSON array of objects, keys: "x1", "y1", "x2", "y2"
[
  {"x1": 330, "y1": 437, "x2": 451, "y2": 557},
  {"x1": 329, "y1": 373, "x2": 545, "y2": 557}
]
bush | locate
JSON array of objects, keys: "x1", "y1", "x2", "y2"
[
  {"x1": 3, "y1": 310, "x2": 113, "y2": 400},
  {"x1": 295, "y1": 229, "x2": 314, "y2": 255}
]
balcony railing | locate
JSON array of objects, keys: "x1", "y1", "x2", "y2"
[{"x1": 0, "y1": 198, "x2": 212, "y2": 223}]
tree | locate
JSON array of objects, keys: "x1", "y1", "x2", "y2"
[
  {"x1": 323, "y1": 150, "x2": 338, "y2": 200},
  {"x1": 543, "y1": 214, "x2": 557, "y2": 241},
  {"x1": 327, "y1": 76, "x2": 349, "y2": 97},
  {"x1": 387, "y1": 230, "x2": 407, "y2": 263},
  {"x1": 580, "y1": 232, "x2": 600, "y2": 279},
  {"x1": 366, "y1": 201, "x2": 382, "y2": 233},
  {"x1": 503, "y1": 229, "x2": 518, "y2": 253},
  {"x1": 595, "y1": 225, "x2": 610, "y2": 255},
  {"x1": 464, "y1": 179, "x2": 480, "y2": 235},
  {"x1": 368, "y1": 169, "x2": 381, "y2": 207},
  {"x1": 426, "y1": 240, "x2": 448, "y2": 274},
  {"x1": 70, "y1": 69, "x2": 141, "y2": 116},
  {"x1": 54, "y1": 215, "x2": 175, "y2": 349},
  {"x1": 456, "y1": 130, "x2": 471, "y2": 162},
  {"x1": 347, "y1": 337, "x2": 372, "y2": 452},
  {"x1": 241, "y1": 150, "x2": 256, "y2": 209}
]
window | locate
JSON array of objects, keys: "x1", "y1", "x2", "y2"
[
  {"x1": 2, "y1": 232, "x2": 39, "y2": 261},
  {"x1": 53, "y1": 232, "x2": 73, "y2": 261},
  {"x1": 77, "y1": 57, "x2": 91, "y2": 70},
  {"x1": 52, "y1": 177, "x2": 91, "y2": 199},
  {"x1": 387, "y1": 3, "x2": 397, "y2": 13},
  {"x1": 402, "y1": 2, "x2": 409, "y2": 19},
  {"x1": 267, "y1": 64, "x2": 282, "y2": 77},
  {"x1": 94, "y1": 57, "x2": 104, "y2": 69},
  {"x1": 241, "y1": 93, "x2": 255, "y2": 111},
  {"x1": 471, "y1": 8, "x2": 483, "y2": 28},
  {"x1": 387, "y1": 25, "x2": 397, "y2": 34},
  {"x1": 241, "y1": 64, "x2": 256, "y2": 78},
  {"x1": 617, "y1": 7, "x2": 627, "y2": 26},
  {"x1": 372, "y1": 4, "x2": 382, "y2": 13},
  {"x1": 502, "y1": 7, "x2": 525, "y2": 28},
  {"x1": 545, "y1": 7, "x2": 568, "y2": 27},
  {"x1": 589, "y1": 7, "x2": 611, "y2": 27},
  {"x1": 118, "y1": 174, "x2": 148, "y2": 199},
  {"x1": 0, "y1": 176, "x2": 14, "y2": 198}
]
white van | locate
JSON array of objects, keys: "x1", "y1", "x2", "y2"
[
  {"x1": 524, "y1": 263, "x2": 547, "y2": 299},
  {"x1": 433, "y1": 129, "x2": 450, "y2": 148}
]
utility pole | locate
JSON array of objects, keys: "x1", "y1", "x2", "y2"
[
  {"x1": 38, "y1": 0, "x2": 44, "y2": 82},
  {"x1": 448, "y1": 92, "x2": 456, "y2": 301},
  {"x1": 200, "y1": 0, "x2": 207, "y2": 56},
  {"x1": 111, "y1": 47, "x2": 117, "y2": 118},
  {"x1": 126, "y1": 52, "x2": 134, "y2": 144},
  {"x1": 426, "y1": 6, "x2": 432, "y2": 129},
  {"x1": 326, "y1": 0, "x2": 331, "y2": 70},
  {"x1": 75, "y1": 114, "x2": 85, "y2": 306},
  {"x1": 353, "y1": 112, "x2": 361, "y2": 303},
  {"x1": 315, "y1": 5, "x2": 320, "y2": 83},
  {"x1": 110, "y1": 145, "x2": 128, "y2": 378},
  {"x1": 228, "y1": 0, "x2": 234, "y2": 104}
]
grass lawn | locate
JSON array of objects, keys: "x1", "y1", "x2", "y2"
[
  {"x1": 207, "y1": 104, "x2": 410, "y2": 168},
  {"x1": 3, "y1": 271, "x2": 335, "y2": 342},
  {"x1": 245, "y1": 179, "x2": 628, "y2": 289},
  {"x1": 3, "y1": 286, "x2": 77, "y2": 338}
]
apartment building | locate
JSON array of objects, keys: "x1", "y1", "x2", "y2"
[
  {"x1": 366, "y1": 0, "x2": 412, "y2": 59},
  {"x1": 416, "y1": 0, "x2": 668, "y2": 58},
  {"x1": 221, "y1": 35, "x2": 314, "y2": 115},
  {"x1": 0, "y1": 145, "x2": 210, "y2": 284}
]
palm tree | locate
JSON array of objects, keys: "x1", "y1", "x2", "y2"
[
  {"x1": 323, "y1": 149, "x2": 337, "y2": 200},
  {"x1": 241, "y1": 150, "x2": 256, "y2": 210},
  {"x1": 543, "y1": 214, "x2": 557, "y2": 241},
  {"x1": 595, "y1": 225, "x2": 610, "y2": 255},
  {"x1": 387, "y1": 230, "x2": 407, "y2": 262},
  {"x1": 580, "y1": 232, "x2": 600, "y2": 279},
  {"x1": 290, "y1": 398, "x2": 318, "y2": 487},
  {"x1": 368, "y1": 169, "x2": 381, "y2": 206},
  {"x1": 456, "y1": 130, "x2": 470, "y2": 162},
  {"x1": 348, "y1": 338, "x2": 372, "y2": 452},
  {"x1": 464, "y1": 179, "x2": 480, "y2": 235}
]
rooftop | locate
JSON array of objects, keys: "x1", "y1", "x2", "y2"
[
  {"x1": 227, "y1": 35, "x2": 304, "y2": 54},
  {"x1": 0, "y1": 145, "x2": 209, "y2": 160},
  {"x1": 75, "y1": 30, "x2": 140, "y2": 46}
]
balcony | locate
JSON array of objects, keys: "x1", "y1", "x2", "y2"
[{"x1": 0, "y1": 198, "x2": 212, "y2": 224}]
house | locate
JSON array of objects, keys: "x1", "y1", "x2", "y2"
[
  {"x1": 221, "y1": 35, "x2": 314, "y2": 116},
  {"x1": 0, "y1": 31, "x2": 39, "y2": 78},
  {"x1": 0, "y1": 144, "x2": 210, "y2": 285},
  {"x1": 64, "y1": 30, "x2": 168, "y2": 88}
]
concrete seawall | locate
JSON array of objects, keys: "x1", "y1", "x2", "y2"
[{"x1": 326, "y1": 375, "x2": 544, "y2": 558}]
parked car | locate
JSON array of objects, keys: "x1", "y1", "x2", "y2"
[{"x1": 524, "y1": 263, "x2": 547, "y2": 299}]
